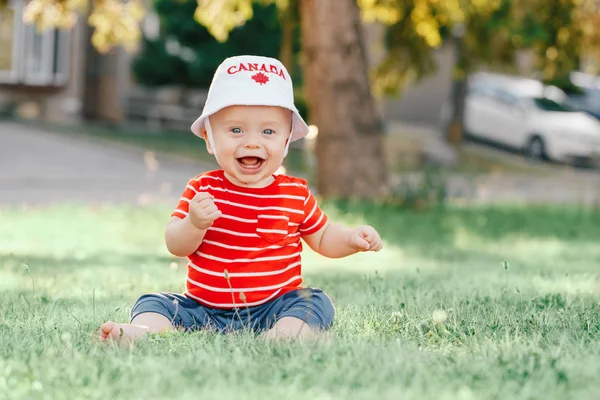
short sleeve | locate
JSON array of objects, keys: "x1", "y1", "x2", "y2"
[
  {"x1": 299, "y1": 189, "x2": 328, "y2": 235},
  {"x1": 171, "y1": 178, "x2": 198, "y2": 219}
]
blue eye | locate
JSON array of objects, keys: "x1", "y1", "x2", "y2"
[
  {"x1": 263, "y1": 129, "x2": 274, "y2": 135},
  {"x1": 231, "y1": 128, "x2": 242, "y2": 134}
]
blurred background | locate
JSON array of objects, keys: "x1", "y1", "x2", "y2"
[
  {"x1": 1, "y1": 0, "x2": 600, "y2": 207},
  {"x1": 4, "y1": 4, "x2": 600, "y2": 398}
]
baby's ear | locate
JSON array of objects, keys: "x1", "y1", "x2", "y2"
[{"x1": 201, "y1": 129, "x2": 214, "y2": 155}]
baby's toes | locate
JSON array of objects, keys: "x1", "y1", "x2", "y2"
[{"x1": 99, "y1": 321, "x2": 121, "y2": 341}]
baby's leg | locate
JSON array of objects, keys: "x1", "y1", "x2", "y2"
[
  {"x1": 98, "y1": 292, "x2": 211, "y2": 344},
  {"x1": 99, "y1": 313, "x2": 173, "y2": 344},
  {"x1": 261, "y1": 288, "x2": 336, "y2": 340},
  {"x1": 263, "y1": 316, "x2": 318, "y2": 339}
]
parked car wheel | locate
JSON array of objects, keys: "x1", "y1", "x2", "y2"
[{"x1": 524, "y1": 136, "x2": 547, "y2": 161}]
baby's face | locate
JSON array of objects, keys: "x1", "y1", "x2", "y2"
[{"x1": 205, "y1": 105, "x2": 292, "y2": 188}]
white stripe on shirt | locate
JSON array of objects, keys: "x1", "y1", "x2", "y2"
[
  {"x1": 300, "y1": 213, "x2": 327, "y2": 233},
  {"x1": 207, "y1": 227, "x2": 260, "y2": 238},
  {"x1": 302, "y1": 202, "x2": 317, "y2": 224},
  {"x1": 173, "y1": 210, "x2": 188, "y2": 217},
  {"x1": 187, "y1": 275, "x2": 302, "y2": 293},
  {"x1": 213, "y1": 199, "x2": 303, "y2": 215},
  {"x1": 188, "y1": 260, "x2": 301, "y2": 277},
  {"x1": 194, "y1": 175, "x2": 223, "y2": 182},
  {"x1": 279, "y1": 183, "x2": 307, "y2": 188},
  {"x1": 192, "y1": 185, "x2": 304, "y2": 200},
  {"x1": 195, "y1": 250, "x2": 302, "y2": 264},
  {"x1": 257, "y1": 214, "x2": 289, "y2": 220},
  {"x1": 206, "y1": 227, "x2": 300, "y2": 238},
  {"x1": 256, "y1": 228, "x2": 289, "y2": 235},
  {"x1": 220, "y1": 214, "x2": 258, "y2": 223},
  {"x1": 220, "y1": 214, "x2": 299, "y2": 226},
  {"x1": 201, "y1": 239, "x2": 299, "y2": 251}
]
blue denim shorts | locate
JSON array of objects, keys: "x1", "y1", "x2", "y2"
[{"x1": 130, "y1": 287, "x2": 335, "y2": 333}]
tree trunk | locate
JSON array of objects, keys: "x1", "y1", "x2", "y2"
[
  {"x1": 446, "y1": 78, "x2": 468, "y2": 145},
  {"x1": 278, "y1": 0, "x2": 296, "y2": 76},
  {"x1": 299, "y1": 0, "x2": 388, "y2": 199},
  {"x1": 446, "y1": 29, "x2": 468, "y2": 146}
]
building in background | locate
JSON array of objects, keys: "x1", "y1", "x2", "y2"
[
  {"x1": 0, "y1": 1, "x2": 536, "y2": 131},
  {"x1": 0, "y1": 0, "x2": 133, "y2": 124}
]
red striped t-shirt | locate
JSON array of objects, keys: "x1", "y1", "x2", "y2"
[{"x1": 171, "y1": 169, "x2": 329, "y2": 309}]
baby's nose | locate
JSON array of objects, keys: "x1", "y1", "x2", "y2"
[
  {"x1": 242, "y1": 134, "x2": 261, "y2": 148},
  {"x1": 243, "y1": 141, "x2": 260, "y2": 149}
]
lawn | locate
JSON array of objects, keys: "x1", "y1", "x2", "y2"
[{"x1": 1, "y1": 203, "x2": 600, "y2": 399}]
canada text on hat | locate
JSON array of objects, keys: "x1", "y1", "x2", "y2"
[{"x1": 190, "y1": 55, "x2": 309, "y2": 157}]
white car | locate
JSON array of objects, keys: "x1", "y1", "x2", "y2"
[{"x1": 441, "y1": 72, "x2": 600, "y2": 166}]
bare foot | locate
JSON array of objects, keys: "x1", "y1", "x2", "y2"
[{"x1": 98, "y1": 321, "x2": 150, "y2": 344}]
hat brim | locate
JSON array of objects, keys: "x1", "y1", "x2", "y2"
[{"x1": 191, "y1": 99, "x2": 309, "y2": 142}]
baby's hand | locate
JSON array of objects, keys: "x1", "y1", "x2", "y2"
[
  {"x1": 188, "y1": 192, "x2": 222, "y2": 230},
  {"x1": 348, "y1": 225, "x2": 383, "y2": 252}
]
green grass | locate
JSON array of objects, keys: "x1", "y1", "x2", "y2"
[{"x1": 2, "y1": 203, "x2": 600, "y2": 399}]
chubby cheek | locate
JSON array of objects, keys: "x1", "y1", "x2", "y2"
[
  {"x1": 268, "y1": 140, "x2": 289, "y2": 159},
  {"x1": 267, "y1": 149, "x2": 285, "y2": 164},
  {"x1": 215, "y1": 141, "x2": 237, "y2": 157}
]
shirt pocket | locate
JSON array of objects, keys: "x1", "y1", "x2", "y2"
[{"x1": 256, "y1": 212, "x2": 291, "y2": 243}]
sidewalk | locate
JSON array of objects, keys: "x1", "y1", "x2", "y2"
[
  {"x1": 0, "y1": 121, "x2": 215, "y2": 206},
  {"x1": 1, "y1": 121, "x2": 599, "y2": 207}
]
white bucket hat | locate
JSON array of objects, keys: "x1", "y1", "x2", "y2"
[{"x1": 190, "y1": 55, "x2": 309, "y2": 157}]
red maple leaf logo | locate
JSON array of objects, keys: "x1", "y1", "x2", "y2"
[{"x1": 251, "y1": 72, "x2": 269, "y2": 85}]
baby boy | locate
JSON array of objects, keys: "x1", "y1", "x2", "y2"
[{"x1": 99, "y1": 55, "x2": 382, "y2": 342}]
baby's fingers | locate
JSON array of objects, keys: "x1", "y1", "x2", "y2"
[
  {"x1": 197, "y1": 197, "x2": 216, "y2": 209},
  {"x1": 206, "y1": 209, "x2": 222, "y2": 221},
  {"x1": 350, "y1": 232, "x2": 370, "y2": 251},
  {"x1": 371, "y1": 239, "x2": 383, "y2": 252},
  {"x1": 203, "y1": 204, "x2": 220, "y2": 215},
  {"x1": 192, "y1": 192, "x2": 214, "y2": 203}
]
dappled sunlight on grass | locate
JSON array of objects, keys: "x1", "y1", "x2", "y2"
[
  {"x1": 0, "y1": 253, "x2": 185, "y2": 305},
  {"x1": 0, "y1": 204, "x2": 171, "y2": 258},
  {"x1": 528, "y1": 274, "x2": 600, "y2": 295},
  {"x1": 301, "y1": 244, "x2": 422, "y2": 274},
  {"x1": 451, "y1": 226, "x2": 600, "y2": 273}
]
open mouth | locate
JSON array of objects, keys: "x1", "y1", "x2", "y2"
[{"x1": 236, "y1": 156, "x2": 265, "y2": 170}]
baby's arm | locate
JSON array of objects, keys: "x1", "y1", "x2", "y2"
[
  {"x1": 302, "y1": 222, "x2": 383, "y2": 259},
  {"x1": 165, "y1": 192, "x2": 221, "y2": 257},
  {"x1": 165, "y1": 216, "x2": 208, "y2": 257}
]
